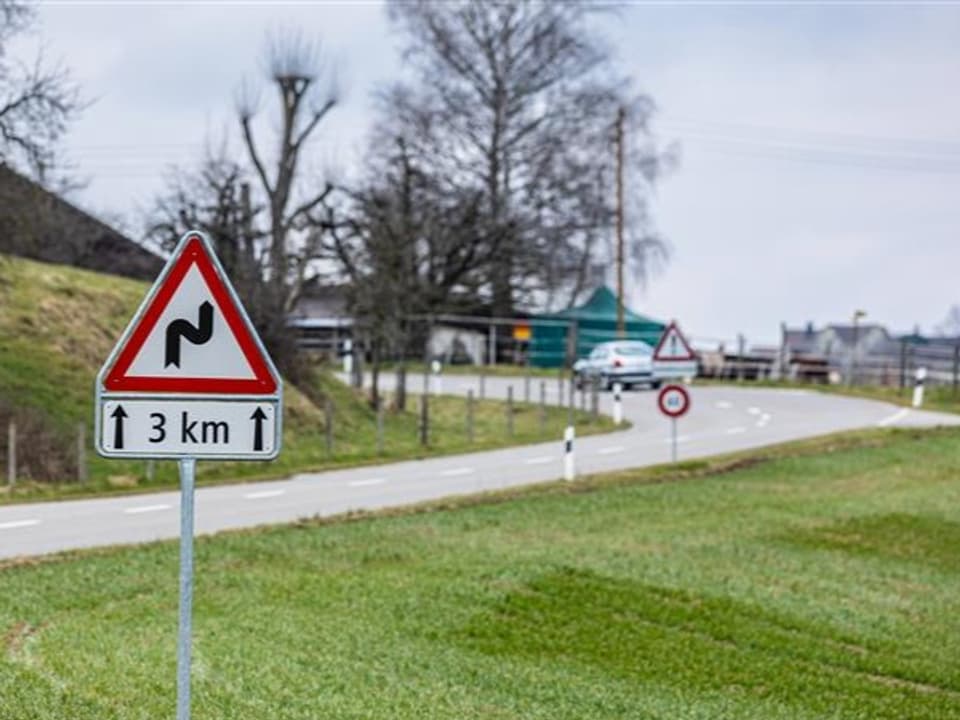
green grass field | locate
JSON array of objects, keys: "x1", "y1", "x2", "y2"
[
  {"x1": 0, "y1": 255, "x2": 612, "y2": 503},
  {"x1": 2, "y1": 426, "x2": 959, "y2": 719}
]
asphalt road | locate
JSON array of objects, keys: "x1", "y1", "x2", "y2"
[{"x1": 1, "y1": 378, "x2": 957, "y2": 560}]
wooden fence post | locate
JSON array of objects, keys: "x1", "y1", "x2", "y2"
[
  {"x1": 539, "y1": 380, "x2": 547, "y2": 434},
  {"x1": 325, "y1": 399, "x2": 334, "y2": 456},
  {"x1": 77, "y1": 422, "x2": 88, "y2": 484},
  {"x1": 419, "y1": 393, "x2": 429, "y2": 447},
  {"x1": 466, "y1": 390, "x2": 475, "y2": 443},
  {"x1": 376, "y1": 400, "x2": 384, "y2": 455},
  {"x1": 7, "y1": 420, "x2": 15, "y2": 489}
]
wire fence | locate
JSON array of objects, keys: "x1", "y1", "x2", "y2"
[{"x1": 301, "y1": 315, "x2": 960, "y2": 393}]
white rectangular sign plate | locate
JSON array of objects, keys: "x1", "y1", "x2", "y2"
[
  {"x1": 97, "y1": 398, "x2": 280, "y2": 459},
  {"x1": 653, "y1": 360, "x2": 698, "y2": 380}
]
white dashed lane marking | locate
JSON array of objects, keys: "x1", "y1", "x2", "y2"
[
  {"x1": 244, "y1": 489, "x2": 286, "y2": 499},
  {"x1": 725, "y1": 427, "x2": 747, "y2": 435},
  {"x1": 348, "y1": 478, "x2": 386, "y2": 487},
  {"x1": 715, "y1": 401, "x2": 733, "y2": 410},
  {"x1": 439, "y1": 467, "x2": 475, "y2": 478},
  {"x1": 123, "y1": 504, "x2": 171, "y2": 515},
  {"x1": 747, "y1": 407, "x2": 762, "y2": 415},
  {"x1": 877, "y1": 408, "x2": 910, "y2": 427},
  {"x1": 0, "y1": 519, "x2": 40, "y2": 530},
  {"x1": 597, "y1": 445, "x2": 625, "y2": 455},
  {"x1": 524, "y1": 456, "x2": 553, "y2": 465}
]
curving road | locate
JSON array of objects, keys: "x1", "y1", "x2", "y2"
[{"x1": 1, "y1": 378, "x2": 957, "y2": 560}]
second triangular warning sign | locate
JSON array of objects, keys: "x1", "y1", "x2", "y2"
[
  {"x1": 653, "y1": 321, "x2": 696, "y2": 362},
  {"x1": 101, "y1": 232, "x2": 279, "y2": 395}
]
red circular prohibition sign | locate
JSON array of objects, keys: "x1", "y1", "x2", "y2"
[{"x1": 657, "y1": 384, "x2": 691, "y2": 418}]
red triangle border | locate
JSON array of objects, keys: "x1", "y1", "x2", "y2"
[
  {"x1": 652, "y1": 321, "x2": 697, "y2": 362},
  {"x1": 103, "y1": 235, "x2": 278, "y2": 394}
]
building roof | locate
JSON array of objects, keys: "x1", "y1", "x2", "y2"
[{"x1": 0, "y1": 163, "x2": 163, "y2": 280}]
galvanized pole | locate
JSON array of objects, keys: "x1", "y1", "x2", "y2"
[
  {"x1": 176, "y1": 457, "x2": 196, "y2": 720},
  {"x1": 524, "y1": 367, "x2": 531, "y2": 403},
  {"x1": 557, "y1": 369, "x2": 564, "y2": 408},
  {"x1": 479, "y1": 365, "x2": 486, "y2": 400},
  {"x1": 671, "y1": 419, "x2": 678, "y2": 464},
  {"x1": 615, "y1": 105, "x2": 626, "y2": 339},
  {"x1": 506, "y1": 386, "x2": 514, "y2": 437}
]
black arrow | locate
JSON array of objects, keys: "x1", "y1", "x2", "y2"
[
  {"x1": 165, "y1": 301, "x2": 214, "y2": 368},
  {"x1": 251, "y1": 407, "x2": 267, "y2": 451},
  {"x1": 111, "y1": 405, "x2": 128, "y2": 449}
]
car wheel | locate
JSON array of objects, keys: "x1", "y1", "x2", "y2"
[{"x1": 650, "y1": 380, "x2": 662, "y2": 390}]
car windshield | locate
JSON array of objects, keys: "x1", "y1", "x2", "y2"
[{"x1": 613, "y1": 344, "x2": 651, "y2": 356}]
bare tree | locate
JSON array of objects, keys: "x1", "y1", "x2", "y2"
[
  {"x1": 237, "y1": 31, "x2": 337, "y2": 317},
  {"x1": 386, "y1": 0, "x2": 671, "y2": 315},
  {"x1": 0, "y1": 0, "x2": 82, "y2": 178},
  {"x1": 327, "y1": 129, "x2": 488, "y2": 407},
  {"x1": 148, "y1": 32, "x2": 340, "y2": 379}
]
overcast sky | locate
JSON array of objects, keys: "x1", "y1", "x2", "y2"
[{"x1": 13, "y1": 1, "x2": 960, "y2": 346}]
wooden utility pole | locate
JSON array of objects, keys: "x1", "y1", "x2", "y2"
[{"x1": 615, "y1": 106, "x2": 626, "y2": 338}]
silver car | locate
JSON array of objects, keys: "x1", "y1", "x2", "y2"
[{"x1": 572, "y1": 341, "x2": 659, "y2": 390}]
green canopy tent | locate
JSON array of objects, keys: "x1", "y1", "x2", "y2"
[{"x1": 528, "y1": 286, "x2": 666, "y2": 368}]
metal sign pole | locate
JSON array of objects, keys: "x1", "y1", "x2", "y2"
[
  {"x1": 671, "y1": 418, "x2": 677, "y2": 463},
  {"x1": 177, "y1": 457, "x2": 196, "y2": 720}
]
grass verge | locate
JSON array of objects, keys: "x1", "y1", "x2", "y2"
[{"x1": 1, "y1": 426, "x2": 959, "y2": 718}]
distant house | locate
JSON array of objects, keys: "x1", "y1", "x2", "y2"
[
  {"x1": 781, "y1": 322, "x2": 960, "y2": 385},
  {"x1": 0, "y1": 163, "x2": 163, "y2": 280},
  {"x1": 784, "y1": 322, "x2": 899, "y2": 359},
  {"x1": 287, "y1": 280, "x2": 353, "y2": 354}
]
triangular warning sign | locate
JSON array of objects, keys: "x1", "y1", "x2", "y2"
[
  {"x1": 652, "y1": 321, "x2": 696, "y2": 362},
  {"x1": 101, "y1": 232, "x2": 279, "y2": 395}
]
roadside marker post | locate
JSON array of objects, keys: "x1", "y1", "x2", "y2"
[
  {"x1": 563, "y1": 425, "x2": 576, "y2": 481},
  {"x1": 657, "y1": 384, "x2": 691, "y2": 463},
  {"x1": 913, "y1": 367, "x2": 927, "y2": 408},
  {"x1": 612, "y1": 382, "x2": 624, "y2": 425},
  {"x1": 95, "y1": 231, "x2": 282, "y2": 720},
  {"x1": 431, "y1": 359, "x2": 442, "y2": 395}
]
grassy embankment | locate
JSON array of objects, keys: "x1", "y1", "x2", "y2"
[
  {"x1": 0, "y1": 255, "x2": 613, "y2": 503},
  {"x1": 1, "y1": 426, "x2": 959, "y2": 718}
]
